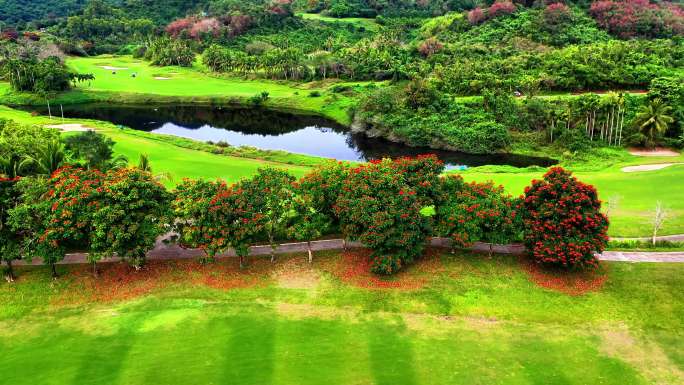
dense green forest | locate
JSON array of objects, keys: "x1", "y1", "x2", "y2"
[{"x1": 1, "y1": 0, "x2": 683, "y2": 154}]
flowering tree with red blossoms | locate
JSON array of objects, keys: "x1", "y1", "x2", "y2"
[
  {"x1": 437, "y1": 176, "x2": 521, "y2": 254},
  {"x1": 173, "y1": 179, "x2": 227, "y2": 263},
  {"x1": 522, "y1": 167, "x2": 609, "y2": 269},
  {"x1": 334, "y1": 156, "x2": 444, "y2": 275},
  {"x1": 90, "y1": 168, "x2": 172, "y2": 270},
  {"x1": 8, "y1": 167, "x2": 104, "y2": 277}
]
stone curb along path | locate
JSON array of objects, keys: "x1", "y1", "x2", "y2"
[{"x1": 7, "y1": 237, "x2": 684, "y2": 266}]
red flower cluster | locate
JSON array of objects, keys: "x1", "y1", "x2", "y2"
[{"x1": 522, "y1": 167, "x2": 608, "y2": 269}]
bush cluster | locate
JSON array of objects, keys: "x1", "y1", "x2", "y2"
[
  {"x1": 1, "y1": 154, "x2": 608, "y2": 280},
  {"x1": 522, "y1": 167, "x2": 609, "y2": 269}
]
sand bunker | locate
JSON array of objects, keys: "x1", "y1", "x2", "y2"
[
  {"x1": 622, "y1": 163, "x2": 683, "y2": 173},
  {"x1": 45, "y1": 124, "x2": 95, "y2": 132},
  {"x1": 629, "y1": 148, "x2": 680, "y2": 157},
  {"x1": 99, "y1": 65, "x2": 129, "y2": 71},
  {"x1": 154, "y1": 77, "x2": 172, "y2": 80}
]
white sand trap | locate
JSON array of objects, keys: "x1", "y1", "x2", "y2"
[
  {"x1": 154, "y1": 77, "x2": 172, "y2": 80},
  {"x1": 629, "y1": 148, "x2": 680, "y2": 157},
  {"x1": 45, "y1": 123, "x2": 95, "y2": 132},
  {"x1": 99, "y1": 66, "x2": 129, "y2": 71},
  {"x1": 622, "y1": 163, "x2": 683, "y2": 173}
]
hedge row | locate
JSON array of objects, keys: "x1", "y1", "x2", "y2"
[{"x1": 0, "y1": 156, "x2": 608, "y2": 280}]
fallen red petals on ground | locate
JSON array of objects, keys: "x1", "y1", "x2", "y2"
[
  {"x1": 522, "y1": 259, "x2": 608, "y2": 296},
  {"x1": 330, "y1": 249, "x2": 444, "y2": 290},
  {"x1": 51, "y1": 259, "x2": 265, "y2": 305}
]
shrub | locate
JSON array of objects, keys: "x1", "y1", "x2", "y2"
[
  {"x1": 334, "y1": 156, "x2": 444, "y2": 274},
  {"x1": 488, "y1": 1, "x2": 517, "y2": 19},
  {"x1": 467, "y1": 7, "x2": 486, "y2": 24},
  {"x1": 90, "y1": 168, "x2": 172, "y2": 269},
  {"x1": 249, "y1": 91, "x2": 270, "y2": 106},
  {"x1": 522, "y1": 167, "x2": 609, "y2": 269},
  {"x1": 438, "y1": 177, "x2": 521, "y2": 252},
  {"x1": 173, "y1": 179, "x2": 228, "y2": 263}
]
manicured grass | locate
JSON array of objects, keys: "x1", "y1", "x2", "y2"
[
  {"x1": 1, "y1": 251, "x2": 682, "y2": 385},
  {"x1": 299, "y1": 12, "x2": 380, "y2": 31},
  {"x1": 0, "y1": 105, "x2": 313, "y2": 185},
  {"x1": 65, "y1": 56, "x2": 358, "y2": 125},
  {"x1": 0, "y1": 55, "x2": 361, "y2": 125},
  {"x1": 459, "y1": 161, "x2": 684, "y2": 237}
]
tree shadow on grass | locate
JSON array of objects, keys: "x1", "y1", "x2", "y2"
[
  {"x1": 367, "y1": 316, "x2": 418, "y2": 385},
  {"x1": 221, "y1": 305, "x2": 276, "y2": 385},
  {"x1": 69, "y1": 310, "x2": 150, "y2": 385}
]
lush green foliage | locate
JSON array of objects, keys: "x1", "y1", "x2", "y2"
[
  {"x1": 172, "y1": 178, "x2": 226, "y2": 262},
  {"x1": 90, "y1": 167, "x2": 172, "y2": 267},
  {"x1": 0, "y1": 119, "x2": 59, "y2": 178},
  {"x1": 522, "y1": 167, "x2": 609, "y2": 269},
  {"x1": 63, "y1": 130, "x2": 127, "y2": 170},
  {"x1": 437, "y1": 176, "x2": 521, "y2": 249},
  {"x1": 145, "y1": 38, "x2": 195, "y2": 67},
  {"x1": 334, "y1": 156, "x2": 444, "y2": 274},
  {"x1": 0, "y1": 177, "x2": 21, "y2": 280}
]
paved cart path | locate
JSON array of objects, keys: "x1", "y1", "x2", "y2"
[{"x1": 6, "y1": 237, "x2": 684, "y2": 266}]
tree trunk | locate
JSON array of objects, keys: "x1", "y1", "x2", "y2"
[
  {"x1": 51, "y1": 263, "x2": 58, "y2": 279},
  {"x1": 239, "y1": 255, "x2": 245, "y2": 269},
  {"x1": 4, "y1": 260, "x2": 15, "y2": 283},
  {"x1": 489, "y1": 243, "x2": 493, "y2": 257},
  {"x1": 269, "y1": 233, "x2": 276, "y2": 263},
  {"x1": 342, "y1": 238, "x2": 347, "y2": 251},
  {"x1": 92, "y1": 261, "x2": 99, "y2": 278},
  {"x1": 307, "y1": 241, "x2": 313, "y2": 264}
]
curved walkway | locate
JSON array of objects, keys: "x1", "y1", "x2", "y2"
[
  {"x1": 611, "y1": 234, "x2": 684, "y2": 242},
  {"x1": 7, "y1": 237, "x2": 684, "y2": 266}
]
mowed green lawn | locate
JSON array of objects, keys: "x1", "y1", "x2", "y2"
[
  {"x1": 62, "y1": 56, "x2": 360, "y2": 124},
  {"x1": 299, "y1": 12, "x2": 381, "y2": 31},
  {"x1": 1, "y1": 251, "x2": 682, "y2": 385},
  {"x1": 0, "y1": 105, "x2": 311, "y2": 184},
  {"x1": 460, "y1": 163, "x2": 684, "y2": 237}
]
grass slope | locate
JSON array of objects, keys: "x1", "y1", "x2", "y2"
[
  {"x1": 299, "y1": 13, "x2": 381, "y2": 31},
  {"x1": 0, "y1": 105, "x2": 312, "y2": 185},
  {"x1": 65, "y1": 56, "x2": 358, "y2": 125},
  {"x1": 0, "y1": 251, "x2": 682, "y2": 385}
]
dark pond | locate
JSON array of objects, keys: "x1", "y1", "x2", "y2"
[{"x1": 26, "y1": 104, "x2": 557, "y2": 168}]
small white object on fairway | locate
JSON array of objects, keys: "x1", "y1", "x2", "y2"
[
  {"x1": 621, "y1": 163, "x2": 684, "y2": 173},
  {"x1": 45, "y1": 123, "x2": 95, "y2": 132}
]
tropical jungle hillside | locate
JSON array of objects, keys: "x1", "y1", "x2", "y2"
[{"x1": 1, "y1": 0, "x2": 683, "y2": 155}]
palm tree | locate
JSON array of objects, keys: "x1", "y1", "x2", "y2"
[
  {"x1": 137, "y1": 154, "x2": 172, "y2": 183},
  {"x1": 0, "y1": 154, "x2": 22, "y2": 178},
  {"x1": 20, "y1": 139, "x2": 66, "y2": 175},
  {"x1": 633, "y1": 99, "x2": 674, "y2": 148}
]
